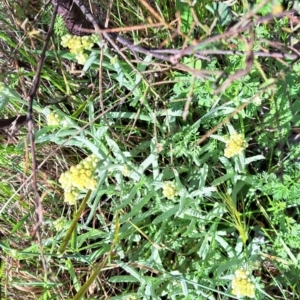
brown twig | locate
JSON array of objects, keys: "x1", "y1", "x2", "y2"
[
  {"x1": 27, "y1": 2, "x2": 58, "y2": 239},
  {"x1": 73, "y1": 22, "x2": 165, "y2": 34},
  {"x1": 169, "y1": 10, "x2": 298, "y2": 63},
  {"x1": 214, "y1": 32, "x2": 254, "y2": 94},
  {"x1": 51, "y1": 0, "x2": 299, "y2": 93},
  {"x1": 0, "y1": 115, "x2": 28, "y2": 129}
]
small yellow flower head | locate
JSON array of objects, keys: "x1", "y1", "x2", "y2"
[
  {"x1": 69, "y1": 36, "x2": 83, "y2": 54},
  {"x1": 272, "y1": 4, "x2": 283, "y2": 14},
  {"x1": 53, "y1": 217, "x2": 67, "y2": 231},
  {"x1": 61, "y1": 34, "x2": 98, "y2": 65},
  {"x1": 122, "y1": 166, "x2": 131, "y2": 177},
  {"x1": 110, "y1": 56, "x2": 118, "y2": 65},
  {"x1": 253, "y1": 96, "x2": 262, "y2": 106},
  {"x1": 64, "y1": 190, "x2": 79, "y2": 205},
  {"x1": 91, "y1": 34, "x2": 99, "y2": 43},
  {"x1": 47, "y1": 112, "x2": 62, "y2": 126},
  {"x1": 59, "y1": 154, "x2": 99, "y2": 204},
  {"x1": 76, "y1": 52, "x2": 88, "y2": 65},
  {"x1": 86, "y1": 178, "x2": 97, "y2": 190},
  {"x1": 81, "y1": 35, "x2": 94, "y2": 50},
  {"x1": 61, "y1": 34, "x2": 72, "y2": 48},
  {"x1": 162, "y1": 181, "x2": 178, "y2": 200},
  {"x1": 86, "y1": 154, "x2": 98, "y2": 168},
  {"x1": 59, "y1": 171, "x2": 73, "y2": 190},
  {"x1": 224, "y1": 133, "x2": 248, "y2": 158},
  {"x1": 232, "y1": 268, "x2": 255, "y2": 298}
]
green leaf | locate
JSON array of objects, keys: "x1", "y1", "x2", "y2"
[{"x1": 176, "y1": 0, "x2": 193, "y2": 34}]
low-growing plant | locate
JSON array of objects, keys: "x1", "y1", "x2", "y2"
[{"x1": 0, "y1": 0, "x2": 300, "y2": 299}]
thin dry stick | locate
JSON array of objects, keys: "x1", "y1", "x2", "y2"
[
  {"x1": 98, "y1": 43, "x2": 105, "y2": 114},
  {"x1": 214, "y1": 32, "x2": 254, "y2": 94},
  {"x1": 76, "y1": 22, "x2": 164, "y2": 34},
  {"x1": 6, "y1": 1, "x2": 59, "y2": 276},
  {"x1": 169, "y1": 10, "x2": 297, "y2": 63},
  {"x1": 90, "y1": 36, "x2": 298, "y2": 59},
  {"x1": 0, "y1": 115, "x2": 28, "y2": 129},
  {"x1": 182, "y1": 75, "x2": 196, "y2": 120},
  {"x1": 138, "y1": 0, "x2": 196, "y2": 45},
  {"x1": 126, "y1": 86, "x2": 149, "y2": 142},
  {"x1": 213, "y1": 49, "x2": 297, "y2": 60},
  {"x1": 26, "y1": 2, "x2": 58, "y2": 238},
  {"x1": 105, "y1": 0, "x2": 113, "y2": 28}
]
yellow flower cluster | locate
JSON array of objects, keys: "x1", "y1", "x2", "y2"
[
  {"x1": 232, "y1": 268, "x2": 255, "y2": 298},
  {"x1": 122, "y1": 166, "x2": 131, "y2": 177},
  {"x1": 53, "y1": 217, "x2": 66, "y2": 231},
  {"x1": 59, "y1": 154, "x2": 99, "y2": 205},
  {"x1": 47, "y1": 112, "x2": 62, "y2": 126},
  {"x1": 61, "y1": 34, "x2": 99, "y2": 64},
  {"x1": 162, "y1": 181, "x2": 178, "y2": 200},
  {"x1": 224, "y1": 133, "x2": 248, "y2": 158}
]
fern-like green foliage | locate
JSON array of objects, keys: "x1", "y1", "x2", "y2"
[
  {"x1": 170, "y1": 125, "x2": 201, "y2": 159},
  {"x1": 54, "y1": 15, "x2": 68, "y2": 37},
  {"x1": 252, "y1": 167, "x2": 300, "y2": 259},
  {"x1": 254, "y1": 168, "x2": 300, "y2": 206}
]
